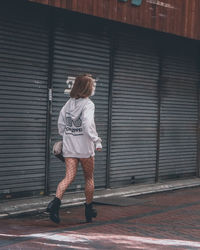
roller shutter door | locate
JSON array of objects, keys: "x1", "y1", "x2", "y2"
[
  {"x1": 49, "y1": 14, "x2": 110, "y2": 192},
  {"x1": 159, "y1": 37, "x2": 199, "y2": 179},
  {"x1": 0, "y1": 3, "x2": 49, "y2": 196},
  {"x1": 110, "y1": 29, "x2": 159, "y2": 187}
]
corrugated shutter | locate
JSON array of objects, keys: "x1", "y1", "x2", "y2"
[
  {"x1": 110, "y1": 29, "x2": 159, "y2": 187},
  {"x1": 49, "y1": 13, "x2": 110, "y2": 192},
  {"x1": 0, "y1": 3, "x2": 49, "y2": 196},
  {"x1": 159, "y1": 37, "x2": 199, "y2": 179}
]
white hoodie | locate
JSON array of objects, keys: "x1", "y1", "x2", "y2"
[{"x1": 58, "y1": 97, "x2": 102, "y2": 158}]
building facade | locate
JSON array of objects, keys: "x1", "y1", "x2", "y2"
[{"x1": 0, "y1": 0, "x2": 200, "y2": 198}]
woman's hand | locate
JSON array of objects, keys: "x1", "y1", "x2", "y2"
[{"x1": 96, "y1": 141, "x2": 102, "y2": 152}]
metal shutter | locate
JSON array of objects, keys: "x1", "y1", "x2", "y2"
[
  {"x1": 49, "y1": 13, "x2": 110, "y2": 193},
  {"x1": 110, "y1": 29, "x2": 159, "y2": 187},
  {"x1": 159, "y1": 37, "x2": 199, "y2": 179},
  {"x1": 0, "y1": 3, "x2": 49, "y2": 197}
]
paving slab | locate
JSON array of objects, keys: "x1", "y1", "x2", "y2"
[{"x1": 1, "y1": 186, "x2": 200, "y2": 249}]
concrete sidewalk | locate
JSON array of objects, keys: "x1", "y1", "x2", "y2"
[{"x1": 1, "y1": 177, "x2": 200, "y2": 218}]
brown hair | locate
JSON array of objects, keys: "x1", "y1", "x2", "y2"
[{"x1": 70, "y1": 74, "x2": 94, "y2": 99}]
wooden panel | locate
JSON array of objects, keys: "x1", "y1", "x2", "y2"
[{"x1": 28, "y1": 0, "x2": 200, "y2": 40}]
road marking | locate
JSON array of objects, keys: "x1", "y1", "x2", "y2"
[
  {"x1": 1, "y1": 232, "x2": 200, "y2": 248},
  {"x1": 0, "y1": 233, "x2": 88, "y2": 243}
]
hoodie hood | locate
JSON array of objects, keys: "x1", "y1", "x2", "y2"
[{"x1": 66, "y1": 98, "x2": 89, "y2": 120}]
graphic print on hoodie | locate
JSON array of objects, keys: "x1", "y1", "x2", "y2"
[{"x1": 65, "y1": 111, "x2": 83, "y2": 136}]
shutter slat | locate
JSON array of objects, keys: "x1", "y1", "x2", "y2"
[
  {"x1": 49, "y1": 14, "x2": 109, "y2": 192},
  {"x1": 0, "y1": 4, "x2": 48, "y2": 195},
  {"x1": 110, "y1": 31, "x2": 159, "y2": 187},
  {"x1": 159, "y1": 39, "x2": 199, "y2": 179}
]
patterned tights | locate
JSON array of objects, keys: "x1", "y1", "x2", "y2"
[{"x1": 56, "y1": 157, "x2": 94, "y2": 204}]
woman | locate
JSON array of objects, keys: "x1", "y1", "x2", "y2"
[{"x1": 47, "y1": 74, "x2": 102, "y2": 224}]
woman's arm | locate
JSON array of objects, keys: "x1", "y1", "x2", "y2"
[
  {"x1": 58, "y1": 105, "x2": 66, "y2": 137},
  {"x1": 82, "y1": 101, "x2": 102, "y2": 149}
]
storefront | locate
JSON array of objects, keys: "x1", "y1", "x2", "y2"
[
  {"x1": 0, "y1": 1, "x2": 199, "y2": 198},
  {"x1": 110, "y1": 30, "x2": 200, "y2": 187}
]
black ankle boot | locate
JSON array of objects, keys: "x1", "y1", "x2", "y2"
[
  {"x1": 46, "y1": 197, "x2": 61, "y2": 224},
  {"x1": 84, "y1": 202, "x2": 97, "y2": 223}
]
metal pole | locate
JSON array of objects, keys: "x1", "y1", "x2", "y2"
[
  {"x1": 155, "y1": 47, "x2": 162, "y2": 183},
  {"x1": 45, "y1": 8, "x2": 55, "y2": 195},
  {"x1": 106, "y1": 31, "x2": 115, "y2": 188},
  {"x1": 196, "y1": 50, "x2": 200, "y2": 178}
]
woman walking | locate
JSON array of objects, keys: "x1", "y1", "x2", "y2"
[{"x1": 47, "y1": 74, "x2": 102, "y2": 224}]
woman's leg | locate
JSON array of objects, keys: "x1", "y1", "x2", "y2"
[
  {"x1": 47, "y1": 158, "x2": 78, "y2": 224},
  {"x1": 80, "y1": 157, "x2": 97, "y2": 222},
  {"x1": 56, "y1": 158, "x2": 79, "y2": 200},
  {"x1": 80, "y1": 157, "x2": 94, "y2": 204}
]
